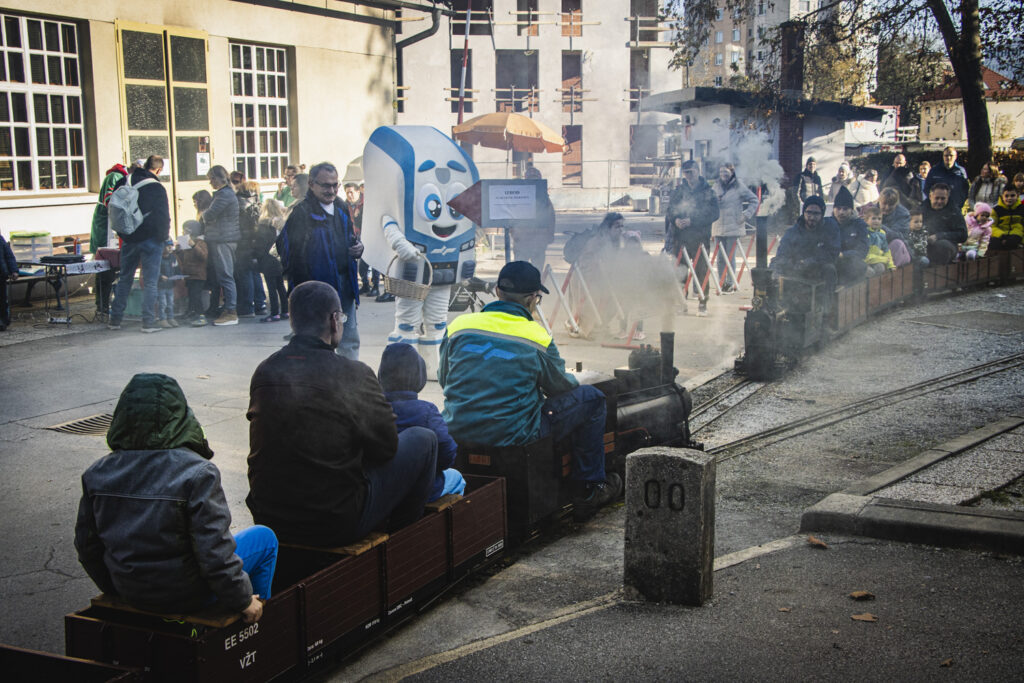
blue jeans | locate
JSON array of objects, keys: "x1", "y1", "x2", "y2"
[
  {"x1": 110, "y1": 238, "x2": 163, "y2": 325},
  {"x1": 208, "y1": 242, "x2": 237, "y2": 311},
  {"x1": 233, "y1": 524, "x2": 278, "y2": 599},
  {"x1": 158, "y1": 288, "x2": 174, "y2": 320},
  {"x1": 355, "y1": 427, "x2": 438, "y2": 537},
  {"x1": 337, "y1": 293, "x2": 360, "y2": 361},
  {"x1": 539, "y1": 384, "x2": 607, "y2": 483}
]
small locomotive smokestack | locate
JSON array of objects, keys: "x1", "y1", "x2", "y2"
[{"x1": 660, "y1": 331, "x2": 674, "y2": 384}]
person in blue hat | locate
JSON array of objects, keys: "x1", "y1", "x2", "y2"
[{"x1": 439, "y1": 261, "x2": 622, "y2": 522}]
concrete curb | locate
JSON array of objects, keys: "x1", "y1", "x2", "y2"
[{"x1": 801, "y1": 416, "x2": 1024, "y2": 555}]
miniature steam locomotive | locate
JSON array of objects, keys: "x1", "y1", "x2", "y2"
[{"x1": 738, "y1": 249, "x2": 1024, "y2": 380}]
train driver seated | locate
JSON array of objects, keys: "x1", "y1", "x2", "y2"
[
  {"x1": 438, "y1": 261, "x2": 622, "y2": 522},
  {"x1": 246, "y1": 281, "x2": 438, "y2": 547},
  {"x1": 75, "y1": 373, "x2": 276, "y2": 624},
  {"x1": 770, "y1": 195, "x2": 840, "y2": 293}
]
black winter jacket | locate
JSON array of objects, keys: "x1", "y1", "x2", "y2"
[
  {"x1": 246, "y1": 335, "x2": 399, "y2": 546},
  {"x1": 115, "y1": 168, "x2": 170, "y2": 244},
  {"x1": 664, "y1": 177, "x2": 720, "y2": 253},
  {"x1": 922, "y1": 201, "x2": 968, "y2": 245}
]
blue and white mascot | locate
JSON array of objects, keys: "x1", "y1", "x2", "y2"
[{"x1": 362, "y1": 126, "x2": 479, "y2": 377}]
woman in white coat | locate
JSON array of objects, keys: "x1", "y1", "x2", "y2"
[{"x1": 713, "y1": 163, "x2": 758, "y2": 292}]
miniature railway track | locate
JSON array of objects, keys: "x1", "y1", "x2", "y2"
[
  {"x1": 707, "y1": 351, "x2": 1024, "y2": 462},
  {"x1": 690, "y1": 379, "x2": 763, "y2": 434}
]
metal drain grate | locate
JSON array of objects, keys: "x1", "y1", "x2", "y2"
[{"x1": 46, "y1": 413, "x2": 113, "y2": 436}]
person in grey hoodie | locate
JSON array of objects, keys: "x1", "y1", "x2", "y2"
[{"x1": 201, "y1": 165, "x2": 242, "y2": 326}]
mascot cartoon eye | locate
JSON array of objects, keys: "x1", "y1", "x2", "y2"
[
  {"x1": 417, "y1": 183, "x2": 443, "y2": 221},
  {"x1": 446, "y1": 182, "x2": 467, "y2": 220}
]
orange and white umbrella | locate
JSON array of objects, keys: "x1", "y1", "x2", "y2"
[{"x1": 452, "y1": 112, "x2": 566, "y2": 154}]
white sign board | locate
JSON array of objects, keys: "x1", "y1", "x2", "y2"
[
  {"x1": 845, "y1": 106, "x2": 899, "y2": 145},
  {"x1": 487, "y1": 184, "x2": 536, "y2": 221}
]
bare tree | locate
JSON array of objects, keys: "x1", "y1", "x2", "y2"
[{"x1": 662, "y1": 0, "x2": 1024, "y2": 176}]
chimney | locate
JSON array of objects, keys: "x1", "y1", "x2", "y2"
[
  {"x1": 777, "y1": 21, "x2": 806, "y2": 186},
  {"x1": 779, "y1": 21, "x2": 805, "y2": 98}
]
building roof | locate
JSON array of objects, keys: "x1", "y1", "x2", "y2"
[
  {"x1": 918, "y1": 66, "x2": 1024, "y2": 102},
  {"x1": 641, "y1": 87, "x2": 887, "y2": 122}
]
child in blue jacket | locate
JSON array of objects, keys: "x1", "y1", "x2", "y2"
[{"x1": 378, "y1": 343, "x2": 466, "y2": 501}]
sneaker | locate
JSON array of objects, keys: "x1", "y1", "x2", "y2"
[
  {"x1": 722, "y1": 283, "x2": 737, "y2": 293},
  {"x1": 633, "y1": 330, "x2": 647, "y2": 341},
  {"x1": 697, "y1": 300, "x2": 708, "y2": 317},
  {"x1": 368, "y1": 286, "x2": 380, "y2": 298},
  {"x1": 375, "y1": 292, "x2": 395, "y2": 303},
  {"x1": 158, "y1": 319, "x2": 173, "y2": 328},
  {"x1": 107, "y1": 320, "x2": 122, "y2": 330},
  {"x1": 214, "y1": 310, "x2": 239, "y2": 326},
  {"x1": 191, "y1": 315, "x2": 208, "y2": 327},
  {"x1": 168, "y1": 318, "x2": 180, "y2": 328},
  {"x1": 260, "y1": 314, "x2": 280, "y2": 323},
  {"x1": 572, "y1": 472, "x2": 623, "y2": 522},
  {"x1": 359, "y1": 283, "x2": 371, "y2": 294},
  {"x1": 255, "y1": 305, "x2": 268, "y2": 315},
  {"x1": 140, "y1": 324, "x2": 162, "y2": 334},
  {"x1": 280, "y1": 312, "x2": 289, "y2": 320},
  {"x1": 238, "y1": 311, "x2": 256, "y2": 319}
]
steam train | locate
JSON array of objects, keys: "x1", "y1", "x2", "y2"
[
  {"x1": 737, "y1": 247, "x2": 1024, "y2": 380},
  {"x1": 6, "y1": 335, "x2": 695, "y2": 683}
]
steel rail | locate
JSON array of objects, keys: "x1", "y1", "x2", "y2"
[{"x1": 708, "y1": 352, "x2": 1024, "y2": 462}]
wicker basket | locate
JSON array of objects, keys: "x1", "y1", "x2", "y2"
[{"x1": 383, "y1": 254, "x2": 433, "y2": 301}]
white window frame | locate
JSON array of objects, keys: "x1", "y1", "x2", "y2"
[
  {"x1": 229, "y1": 41, "x2": 290, "y2": 182},
  {"x1": 714, "y1": 53, "x2": 723, "y2": 66},
  {"x1": 715, "y1": 31, "x2": 724, "y2": 43},
  {"x1": 0, "y1": 13, "x2": 86, "y2": 194},
  {"x1": 732, "y1": 28, "x2": 740, "y2": 42},
  {"x1": 730, "y1": 51, "x2": 740, "y2": 64}
]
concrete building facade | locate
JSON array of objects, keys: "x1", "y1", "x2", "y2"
[
  {"x1": 918, "y1": 67, "x2": 1024, "y2": 149},
  {"x1": 0, "y1": 0, "x2": 401, "y2": 243},
  {"x1": 396, "y1": 1, "x2": 678, "y2": 208}
]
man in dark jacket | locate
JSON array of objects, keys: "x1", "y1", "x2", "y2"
[
  {"x1": 796, "y1": 157, "x2": 823, "y2": 202},
  {"x1": 277, "y1": 162, "x2": 364, "y2": 359},
  {"x1": 664, "y1": 160, "x2": 720, "y2": 315},
  {"x1": 770, "y1": 195, "x2": 840, "y2": 293},
  {"x1": 201, "y1": 165, "x2": 242, "y2": 326},
  {"x1": 831, "y1": 185, "x2": 869, "y2": 284},
  {"x1": 246, "y1": 281, "x2": 438, "y2": 547},
  {"x1": 75, "y1": 373, "x2": 276, "y2": 622},
  {"x1": 924, "y1": 147, "x2": 970, "y2": 211},
  {"x1": 922, "y1": 183, "x2": 968, "y2": 264},
  {"x1": 108, "y1": 156, "x2": 170, "y2": 333}
]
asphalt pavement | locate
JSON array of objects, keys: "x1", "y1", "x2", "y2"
[{"x1": 1, "y1": 212, "x2": 1023, "y2": 681}]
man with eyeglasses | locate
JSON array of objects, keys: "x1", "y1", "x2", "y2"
[
  {"x1": 246, "y1": 280, "x2": 438, "y2": 547},
  {"x1": 439, "y1": 261, "x2": 622, "y2": 522},
  {"x1": 276, "y1": 162, "x2": 364, "y2": 359}
]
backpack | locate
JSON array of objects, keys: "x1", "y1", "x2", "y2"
[
  {"x1": 107, "y1": 174, "x2": 158, "y2": 237},
  {"x1": 562, "y1": 229, "x2": 593, "y2": 264}
]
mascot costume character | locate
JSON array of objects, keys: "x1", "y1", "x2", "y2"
[{"x1": 362, "y1": 126, "x2": 480, "y2": 377}]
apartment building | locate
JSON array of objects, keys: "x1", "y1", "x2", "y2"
[
  {"x1": 396, "y1": 0, "x2": 679, "y2": 206},
  {"x1": 0, "y1": 0, "x2": 402, "y2": 241}
]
